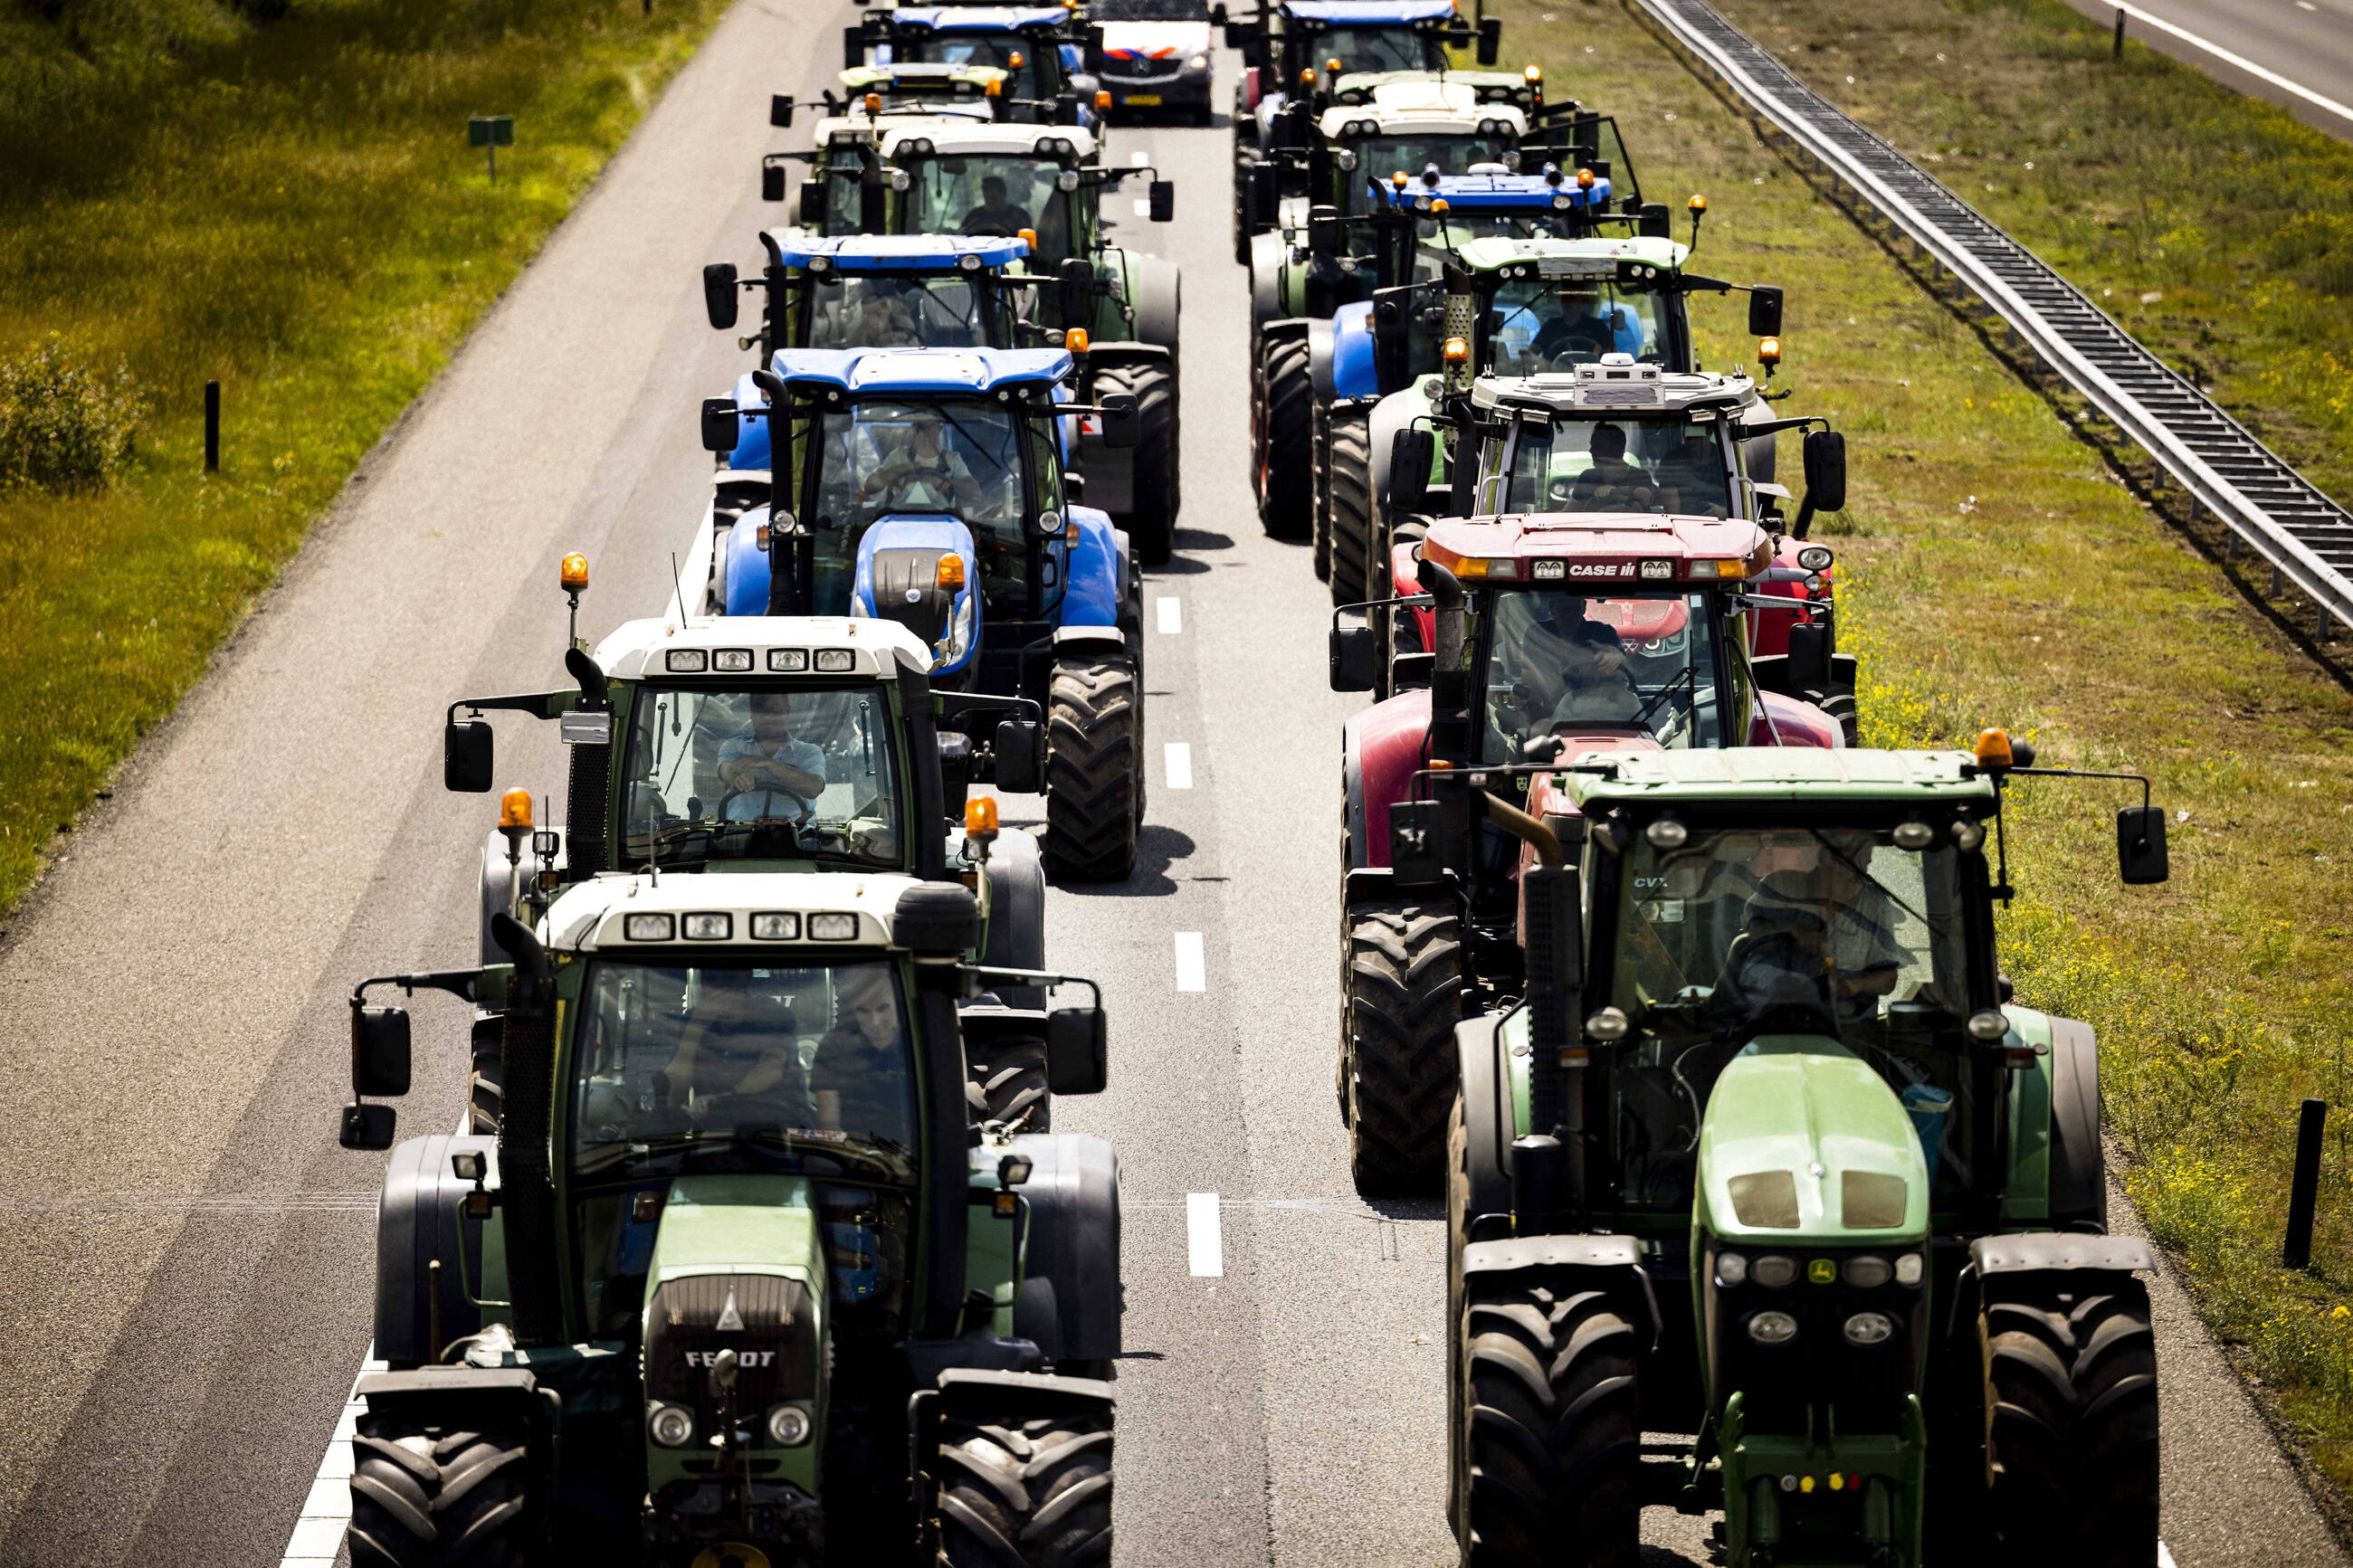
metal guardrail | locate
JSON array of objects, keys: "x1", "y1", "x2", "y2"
[{"x1": 1633, "y1": 0, "x2": 2353, "y2": 634}]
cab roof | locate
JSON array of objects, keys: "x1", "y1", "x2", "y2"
[
  {"x1": 1470, "y1": 363, "x2": 1757, "y2": 418},
  {"x1": 814, "y1": 111, "x2": 999, "y2": 147},
  {"x1": 902, "y1": 121, "x2": 1097, "y2": 157},
  {"x1": 1421, "y1": 511, "x2": 1774, "y2": 585},
  {"x1": 839, "y1": 62, "x2": 1008, "y2": 90},
  {"x1": 1383, "y1": 169, "x2": 1613, "y2": 214},
  {"x1": 591, "y1": 614, "x2": 929, "y2": 681},
  {"x1": 762, "y1": 233, "x2": 1030, "y2": 271},
  {"x1": 1453, "y1": 233, "x2": 1686, "y2": 274},
  {"x1": 886, "y1": 5, "x2": 1072, "y2": 27},
  {"x1": 544, "y1": 870, "x2": 917, "y2": 955},
  {"x1": 1329, "y1": 68, "x2": 1528, "y2": 104},
  {"x1": 1319, "y1": 84, "x2": 1529, "y2": 137},
  {"x1": 769, "y1": 346, "x2": 1073, "y2": 394},
  {"x1": 1558, "y1": 748, "x2": 1996, "y2": 807},
  {"x1": 1286, "y1": 0, "x2": 1456, "y2": 23}
]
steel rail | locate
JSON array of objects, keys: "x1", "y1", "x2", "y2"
[{"x1": 1633, "y1": 0, "x2": 2353, "y2": 632}]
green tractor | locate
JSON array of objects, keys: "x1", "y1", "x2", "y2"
[
  {"x1": 333, "y1": 870, "x2": 1119, "y2": 1567},
  {"x1": 1439, "y1": 735, "x2": 2171, "y2": 1566}
]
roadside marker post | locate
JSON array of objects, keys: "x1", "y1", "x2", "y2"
[
  {"x1": 204, "y1": 381, "x2": 220, "y2": 473},
  {"x1": 2285, "y1": 1097, "x2": 2328, "y2": 1271},
  {"x1": 468, "y1": 115, "x2": 515, "y2": 181}
]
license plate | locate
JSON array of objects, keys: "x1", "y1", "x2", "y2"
[{"x1": 1124, "y1": 93, "x2": 1163, "y2": 105}]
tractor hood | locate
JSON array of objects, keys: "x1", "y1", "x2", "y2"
[
  {"x1": 642, "y1": 1177, "x2": 829, "y2": 1496},
  {"x1": 1695, "y1": 1040, "x2": 1929, "y2": 1245},
  {"x1": 853, "y1": 515, "x2": 980, "y2": 675}
]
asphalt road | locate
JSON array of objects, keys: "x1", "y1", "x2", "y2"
[
  {"x1": 2056, "y1": 0, "x2": 2353, "y2": 139},
  {"x1": 0, "y1": 5, "x2": 2343, "y2": 1564}
]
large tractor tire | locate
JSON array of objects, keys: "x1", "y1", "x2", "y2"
[
  {"x1": 1043, "y1": 652, "x2": 1140, "y2": 882},
  {"x1": 1091, "y1": 359, "x2": 1178, "y2": 565},
  {"x1": 1326, "y1": 403, "x2": 1375, "y2": 608},
  {"x1": 937, "y1": 1409, "x2": 1114, "y2": 1568},
  {"x1": 1257, "y1": 332, "x2": 1314, "y2": 540},
  {"x1": 967, "y1": 1031, "x2": 1051, "y2": 1133},
  {"x1": 1979, "y1": 1275, "x2": 2160, "y2": 1568},
  {"x1": 348, "y1": 1413, "x2": 530, "y2": 1568},
  {"x1": 1341, "y1": 899, "x2": 1463, "y2": 1194},
  {"x1": 1452, "y1": 1263, "x2": 1643, "y2": 1567}
]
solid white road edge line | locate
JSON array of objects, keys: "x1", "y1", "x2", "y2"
[
  {"x1": 2158, "y1": 1543, "x2": 2177, "y2": 1568},
  {"x1": 1186, "y1": 1192, "x2": 1225, "y2": 1277},
  {"x1": 1156, "y1": 594, "x2": 1182, "y2": 634},
  {"x1": 1174, "y1": 931, "x2": 1206, "y2": 992},
  {"x1": 1166, "y1": 742, "x2": 1195, "y2": 790},
  {"x1": 2109, "y1": 1, "x2": 2353, "y2": 122},
  {"x1": 278, "y1": 1346, "x2": 386, "y2": 1564}
]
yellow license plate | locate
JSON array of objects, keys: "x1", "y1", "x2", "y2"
[{"x1": 1124, "y1": 93, "x2": 1162, "y2": 105}]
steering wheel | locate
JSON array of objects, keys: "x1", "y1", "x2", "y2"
[{"x1": 715, "y1": 786, "x2": 817, "y2": 825}]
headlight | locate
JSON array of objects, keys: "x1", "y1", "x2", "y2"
[
  {"x1": 1952, "y1": 818, "x2": 1985, "y2": 852},
  {"x1": 1747, "y1": 1310, "x2": 1798, "y2": 1345},
  {"x1": 1842, "y1": 1254, "x2": 1891, "y2": 1288},
  {"x1": 1894, "y1": 1251, "x2": 1925, "y2": 1287},
  {"x1": 1967, "y1": 1009, "x2": 2011, "y2": 1041},
  {"x1": 1796, "y1": 544, "x2": 1834, "y2": 571},
  {"x1": 889, "y1": 169, "x2": 911, "y2": 191},
  {"x1": 1750, "y1": 1254, "x2": 1798, "y2": 1289},
  {"x1": 1335, "y1": 148, "x2": 1358, "y2": 171},
  {"x1": 1056, "y1": 169, "x2": 1080, "y2": 191},
  {"x1": 769, "y1": 648, "x2": 809, "y2": 672},
  {"x1": 766, "y1": 1404, "x2": 813, "y2": 1446},
  {"x1": 1584, "y1": 1006, "x2": 1629, "y2": 1042},
  {"x1": 1643, "y1": 815, "x2": 1687, "y2": 849},
  {"x1": 750, "y1": 912, "x2": 802, "y2": 940},
  {"x1": 958, "y1": 252, "x2": 982, "y2": 272},
  {"x1": 624, "y1": 914, "x2": 676, "y2": 942},
  {"x1": 1843, "y1": 1311, "x2": 1896, "y2": 1347},
  {"x1": 1714, "y1": 1251, "x2": 1748, "y2": 1288},
  {"x1": 665, "y1": 649, "x2": 710, "y2": 673},
  {"x1": 648, "y1": 1403, "x2": 695, "y2": 1447},
  {"x1": 681, "y1": 913, "x2": 732, "y2": 941},
  {"x1": 1187, "y1": 52, "x2": 1209, "y2": 71},
  {"x1": 1892, "y1": 819, "x2": 1935, "y2": 850},
  {"x1": 712, "y1": 649, "x2": 753, "y2": 672},
  {"x1": 814, "y1": 649, "x2": 855, "y2": 672},
  {"x1": 808, "y1": 912, "x2": 859, "y2": 941}
]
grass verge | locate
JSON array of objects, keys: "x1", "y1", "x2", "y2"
[
  {"x1": 1495, "y1": 0, "x2": 2353, "y2": 1520},
  {"x1": 0, "y1": 0, "x2": 726, "y2": 915}
]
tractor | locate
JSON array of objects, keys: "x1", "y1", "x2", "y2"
[
  {"x1": 695, "y1": 347, "x2": 1149, "y2": 883},
  {"x1": 1441, "y1": 735, "x2": 2171, "y2": 1567},
  {"x1": 758, "y1": 119, "x2": 1184, "y2": 563},
  {"x1": 331, "y1": 870, "x2": 1121, "y2": 1567},
  {"x1": 843, "y1": 5, "x2": 1104, "y2": 128},
  {"x1": 1327, "y1": 379, "x2": 1852, "y2": 1192}
]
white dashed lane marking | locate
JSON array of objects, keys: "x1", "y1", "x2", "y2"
[
  {"x1": 1186, "y1": 1193, "x2": 1224, "y2": 1277},
  {"x1": 1165, "y1": 743, "x2": 1194, "y2": 790},
  {"x1": 1174, "y1": 931, "x2": 1205, "y2": 992},
  {"x1": 1156, "y1": 594, "x2": 1182, "y2": 634}
]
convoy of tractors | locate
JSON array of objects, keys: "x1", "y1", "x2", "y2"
[{"x1": 325, "y1": 3, "x2": 2177, "y2": 1563}]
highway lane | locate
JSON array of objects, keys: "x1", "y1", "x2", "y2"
[
  {"x1": 2056, "y1": 0, "x2": 2353, "y2": 139},
  {"x1": 0, "y1": 6, "x2": 2343, "y2": 1565}
]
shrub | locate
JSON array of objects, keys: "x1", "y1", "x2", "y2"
[{"x1": 0, "y1": 338, "x2": 143, "y2": 491}]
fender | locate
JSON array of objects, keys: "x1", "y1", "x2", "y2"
[
  {"x1": 1249, "y1": 234, "x2": 1292, "y2": 333},
  {"x1": 1748, "y1": 535, "x2": 1835, "y2": 659},
  {"x1": 1752, "y1": 691, "x2": 1843, "y2": 749},
  {"x1": 853, "y1": 516, "x2": 979, "y2": 677},
  {"x1": 1329, "y1": 300, "x2": 1379, "y2": 401},
  {"x1": 727, "y1": 368, "x2": 771, "y2": 470},
  {"x1": 1125, "y1": 255, "x2": 1182, "y2": 352},
  {"x1": 1062, "y1": 506, "x2": 1122, "y2": 629},
  {"x1": 1006, "y1": 1132, "x2": 1121, "y2": 1364},
  {"x1": 721, "y1": 509, "x2": 772, "y2": 618},
  {"x1": 1307, "y1": 314, "x2": 1337, "y2": 401},
  {"x1": 1460, "y1": 1234, "x2": 1652, "y2": 1339},
  {"x1": 1454, "y1": 1013, "x2": 1515, "y2": 1229},
  {"x1": 373, "y1": 1133, "x2": 500, "y2": 1367},
  {"x1": 1344, "y1": 688, "x2": 1431, "y2": 872},
  {"x1": 1969, "y1": 1233, "x2": 2151, "y2": 1276},
  {"x1": 1367, "y1": 383, "x2": 1431, "y2": 513},
  {"x1": 980, "y1": 828, "x2": 1048, "y2": 1012}
]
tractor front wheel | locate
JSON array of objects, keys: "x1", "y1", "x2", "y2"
[
  {"x1": 348, "y1": 1413, "x2": 530, "y2": 1568},
  {"x1": 1979, "y1": 1273, "x2": 2160, "y2": 1567},
  {"x1": 1043, "y1": 652, "x2": 1140, "y2": 882},
  {"x1": 1326, "y1": 403, "x2": 1375, "y2": 607},
  {"x1": 1453, "y1": 1261, "x2": 1643, "y2": 1567},
  {"x1": 1092, "y1": 359, "x2": 1179, "y2": 565},
  {"x1": 967, "y1": 1031, "x2": 1051, "y2": 1133},
  {"x1": 1342, "y1": 898, "x2": 1463, "y2": 1194},
  {"x1": 1258, "y1": 333, "x2": 1314, "y2": 540},
  {"x1": 936, "y1": 1409, "x2": 1115, "y2": 1567}
]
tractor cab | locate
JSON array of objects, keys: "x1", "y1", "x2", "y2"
[
  {"x1": 1305, "y1": 85, "x2": 1534, "y2": 220},
  {"x1": 334, "y1": 870, "x2": 1122, "y2": 1563},
  {"x1": 700, "y1": 233, "x2": 1042, "y2": 362},
  {"x1": 1224, "y1": 0, "x2": 1483, "y2": 144},
  {"x1": 847, "y1": 5, "x2": 1099, "y2": 126},
  {"x1": 1443, "y1": 739, "x2": 2172, "y2": 1566},
  {"x1": 1374, "y1": 164, "x2": 1629, "y2": 248}
]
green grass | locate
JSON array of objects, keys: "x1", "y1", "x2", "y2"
[
  {"x1": 0, "y1": 0, "x2": 725, "y2": 912},
  {"x1": 1494, "y1": 0, "x2": 2353, "y2": 1520}
]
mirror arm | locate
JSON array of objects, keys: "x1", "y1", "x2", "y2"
[
  {"x1": 936, "y1": 691, "x2": 1044, "y2": 722},
  {"x1": 351, "y1": 968, "x2": 482, "y2": 1005},
  {"x1": 448, "y1": 691, "x2": 575, "y2": 724},
  {"x1": 1995, "y1": 765, "x2": 2155, "y2": 813},
  {"x1": 960, "y1": 965, "x2": 1100, "y2": 1009}
]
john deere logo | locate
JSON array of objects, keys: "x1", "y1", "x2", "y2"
[{"x1": 1808, "y1": 1259, "x2": 1836, "y2": 1285}]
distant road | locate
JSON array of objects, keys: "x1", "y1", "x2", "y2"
[{"x1": 2058, "y1": 0, "x2": 2353, "y2": 140}]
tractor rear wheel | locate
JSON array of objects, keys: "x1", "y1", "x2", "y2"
[
  {"x1": 1453, "y1": 1262, "x2": 1642, "y2": 1567},
  {"x1": 1043, "y1": 652, "x2": 1139, "y2": 882},
  {"x1": 1258, "y1": 333, "x2": 1314, "y2": 540},
  {"x1": 1327, "y1": 403, "x2": 1374, "y2": 607},
  {"x1": 967, "y1": 1033, "x2": 1051, "y2": 1133},
  {"x1": 1979, "y1": 1274, "x2": 2160, "y2": 1567},
  {"x1": 936, "y1": 1409, "x2": 1114, "y2": 1567},
  {"x1": 1342, "y1": 899, "x2": 1463, "y2": 1194},
  {"x1": 348, "y1": 1413, "x2": 529, "y2": 1567},
  {"x1": 1091, "y1": 359, "x2": 1179, "y2": 565}
]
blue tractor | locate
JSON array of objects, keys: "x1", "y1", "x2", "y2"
[
  {"x1": 694, "y1": 347, "x2": 1149, "y2": 882},
  {"x1": 846, "y1": 5, "x2": 1105, "y2": 128}
]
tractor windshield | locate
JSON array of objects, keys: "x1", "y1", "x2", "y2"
[
  {"x1": 1344, "y1": 135, "x2": 1518, "y2": 212},
  {"x1": 800, "y1": 273, "x2": 1011, "y2": 350},
  {"x1": 1478, "y1": 589, "x2": 1729, "y2": 760},
  {"x1": 889, "y1": 32, "x2": 1052, "y2": 100},
  {"x1": 1480, "y1": 415, "x2": 1733, "y2": 518},
  {"x1": 618, "y1": 684, "x2": 906, "y2": 870},
  {"x1": 1483, "y1": 275, "x2": 1670, "y2": 372},
  {"x1": 1417, "y1": 211, "x2": 1589, "y2": 246},
  {"x1": 902, "y1": 155, "x2": 1082, "y2": 267},
  {"x1": 1596, "y1": 826, "x2": 1978, "y2": 1210},
  {"x1": 803, "y1": 397, "x2": 1038, "y2": 613},
  {"x1": 568, "y1": 958, "x2": 919, "y2": 1183},
  {"x1": 1312, "y1": 24, "x2": 1446, "y2": 74}
]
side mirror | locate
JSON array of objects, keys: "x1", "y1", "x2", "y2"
[
  {"x1": 700, "y1": 397, "x2": 740, "y2": 455},
  {"x1": 797, "y1": 179, "x2": 828, "y2": 226},
  {"x1": 443, "y1": 718, "x2": 493, "y2": 794},
  {"x1": 770, "y1": 94, "x2": 796, "y2": 128},
  {"x1": 1209, "y1": 2, "x2": 1227, "y2": 23},
  {"x1": 1063, "y1": 471, "x2": 1087, "y2": 502},
  {"x1": 1329, "y1": 617, "x2": 1375, "y2": 692},
  {"x1": 1475, "y1": 16, "x2": 1502, "y2": 64},
  {"x1": 702, "y1": 261, "x2": 739, "y2": 331},
  {"x1": 1784, "y1": 621, "x2": 1831, "y2": 695},
  {"x1": 1148, "y1": 179, "x2": 1176, "y2": 223},
  {"x1": 1387, "y1": 797, "x2": 1468, "y2": 888},
  {"x1": 352, "y1": 1004, "x2": 413, "y2": 1097},
  {"x1": 1636, "y1": 202, "x2": 1670, "y2": 238},
  {"x1": 1801, "y1": 429, "x2": 1846, "y2": 514},
  {"x1": 1246, "y1": 162, "x2": 1281, "y2": 225},
  {"x1": 338, "y1": 1102, "x2": 396, "y2": 1151},
  {"x1": 761, "y1": 163, "x2": 787, "y2": 204},
  {"x1": 937, "y1": 730, "x2": 974, "y2": 810},
  {"x1": 2118, "y1": 806, "x2": 2169, "y2": 885},
  {"x1": 1387, "y1": 427, "x2": 1434, "y2": 515},
  {"x1": 1748, "y1": 284, "x2": 1784, "y2": 338},
  {"x1": 1057, "y1": 257, "x2": 1092, "y2": 328},
  {"x1": 994, "y1": 718, "x2": 1044, "y2": 795},
  {"x1": 1098, "y1": 392, "x2": 1140, "y2": 449},
  {"x1": 1308, "y1": 206, "x2": 1342, "y2": 256},
  {"x1": 1045, "y1": 1005, "x2": 1109, "y2": 1094}
]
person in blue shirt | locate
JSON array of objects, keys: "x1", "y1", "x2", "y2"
[{"x1": 717, "y1": 692, "x2": 828, "y2": 822}]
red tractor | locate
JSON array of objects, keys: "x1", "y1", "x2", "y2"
[{"x1": 1329, "y1": 428, "x2": 1851, "y2": 1193}]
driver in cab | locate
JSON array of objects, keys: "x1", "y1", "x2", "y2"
[
  {"x1": 1514, "y1": 598, "x2": 1644, "y2": 727},
  {"x1": 718, "y1": 692, "x2": 828, "y2": 822},
  {"x1": 658, "y1": 971, "x2": 814, "y2": 1128},
  {"x1": 1723, "y1": 842, "x2": 1905, "y2": 1025},
  {"x1": 1563, "y1": 423, "x2": 1660, "y2": 509},
  {"x1": 858, "y1": 411, "x2": 986, "y2": 514}
]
